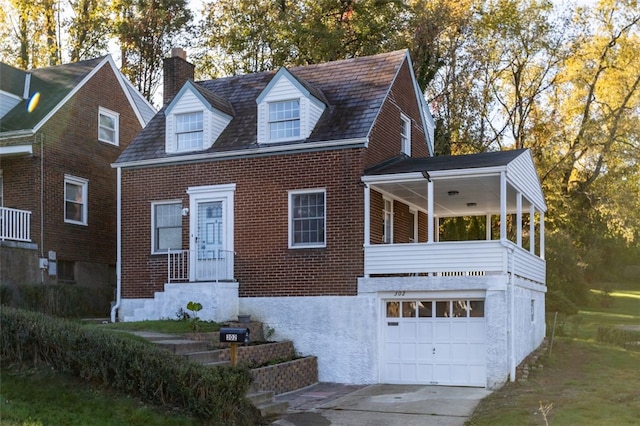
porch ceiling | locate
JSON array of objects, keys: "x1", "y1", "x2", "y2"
[{"x1": 372, "y1": 175, "x2": 530, "y2": 217}]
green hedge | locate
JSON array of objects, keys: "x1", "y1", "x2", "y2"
[
  {"x1": 0, "y1": 307, "x2": 264, "y2": 425},
  {"x1": 0, "y1": 283, "x2": 113, "y2": 318}
]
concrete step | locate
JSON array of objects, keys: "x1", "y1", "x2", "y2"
[
  {"x1": 183, "y1": 349, "x2": 222, "y2": 364},
  {"x1": 153, "y1": 339, "x2": 209, "y2": 354},
  {"x1": 202, "y1": 360, "x2": 231, "y2": 367},
  {"x1": 255, "y1": 400, "x2": 289, "y2": 419},
  {"x1": 247, "y1": 390, "x2": 275, "y2": 406}
]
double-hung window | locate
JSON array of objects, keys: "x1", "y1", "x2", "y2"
[
  {"x1": 98, "y1": 107, "x2": 119, "y2": 145},
  {"x1": 289, "y1": 189, "x2": 325, "y2": 248},
  {"x1": 269, "y1": 100, "x2": 300, "y2": 141},
  {"x1": 383, "y1": 197, "x2": 393, "y2": 243},
  {"x1": 176, "y1": 111, "x2": 203, "y2": 152},
  {"x1": 152, "y1": 201, "x2": 182, "y2": 254},
  {"x1": 64, "y1": 175, "x2": 88, "y2": 225},
  {"x1": 400, "y1": 113, "x2": 411, "y2": 155}
]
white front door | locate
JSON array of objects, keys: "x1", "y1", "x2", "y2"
[
  {"x1": 382, "y1": 298, "x2": 486, "y2": 386},
  {"x1": 187, "y1": 184, "x2": 235, "y2": 281}
]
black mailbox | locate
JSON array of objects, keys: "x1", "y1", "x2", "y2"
[{"x1": 219, "y1": 327, "x2": 250, "y2": 344}]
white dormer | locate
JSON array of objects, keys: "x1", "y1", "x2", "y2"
[
  {"x1": 165, "y1": 81, "x2": 233, "y2": 154},
  {"x1": 256, "y1": 68, "x2": 326, "y2": 144}
]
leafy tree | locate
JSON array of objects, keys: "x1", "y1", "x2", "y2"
[
  {"x1": 67, "y1": 0, "x2": 112, "y2": 61},
  {"x1": 0, "y1": 0, "x2": 61, "y2": 68},
  {"x1": 113, "y1": 0, "x2": 192, "y2": 103}
]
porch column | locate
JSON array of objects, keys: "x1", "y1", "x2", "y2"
[
  {"x1": 486, "y1": 214, "x2": 492, "y2": 240},
  {"x1": 427, "y1": 179, "x2": 434, "y2": 243},
  {"x1": 364, "y1": 183, "x2": 371, "y2": 246},
  {"x1": 530, "y1": 205, "x2": 536, "y2": 254},
  {"x1": 540, "y1": 211, "x2": 545, "y2": 259},
  {"x1": 516, "y1": 192, "x2": 522, "y2": 247},
  {"x1": 500, "y1": 171, "x2": 507, "y2": 241}
]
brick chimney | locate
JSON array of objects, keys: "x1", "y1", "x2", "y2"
[{"x1": 163, "y1": 47, "x2": 195, "y2": 105}]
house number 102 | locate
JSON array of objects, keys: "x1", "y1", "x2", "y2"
[{"x1": 394, "y1": 291, "x2": 406, "y2": 296}]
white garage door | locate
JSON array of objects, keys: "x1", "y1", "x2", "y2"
[{"x1": 382, "y1": 299, "x2": 486, "y2": 387}]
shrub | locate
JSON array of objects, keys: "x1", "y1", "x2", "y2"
[
  {"x1": 0, "y1": 283, "x2": 113, "y2": 318},
  {"x1": 596, "y1": 326, "x2": 640, "y2": 351},
  {"x1": 0, "y1": 307, "x2": 264, "y2": 425}
]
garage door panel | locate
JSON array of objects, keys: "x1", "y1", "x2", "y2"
[
  {"x1": 417, "y1": 322, "x2": 433, "y2": 339},
  {"x1": 382, "y1": 298, "x2": 486, "y2": 387},
  {"x1": 434, "y1": 322, "x2": 451, "y2": 340}
]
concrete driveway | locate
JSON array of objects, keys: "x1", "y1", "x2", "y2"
[{"x1": 272, "y1": 383, "x2": 492, "y2": 426}]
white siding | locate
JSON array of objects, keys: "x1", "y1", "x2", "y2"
[
  {"x1": 0, "y1": 92, "x2": 21, "y2": 118},
  {"x1": 507, "y1": 151, "x2": 546, "y2": 211}
]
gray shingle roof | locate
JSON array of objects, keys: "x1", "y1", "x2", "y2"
[
  {"x1": 116, "y1": 50, "x2": 408, "y2": 164},
  {"x1": 0, "y1": 57, "x2": 106, "y2": 132},
  {"x1": 365, "y1": 149, "x2": 528, "y2": 175},
  {"x1": 0, "y1": 57, "x2": 155, "y2": 135}
]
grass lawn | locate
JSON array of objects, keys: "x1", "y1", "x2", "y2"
[
  {"x1": 467, "y1": 282, "x2": 640, "y2": 425},
  {"x1": 0, "y1": 367, "x2": 202, "y2": 426},
  {"x1": 97, "y1": 318, "x2": 221, "y2": 334}
]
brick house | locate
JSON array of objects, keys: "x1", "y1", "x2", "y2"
[
  {"x1": 0, "y1": 56, "x2": 155, "y2": 290},
  {"x1": 113, "y1": 49, "x2": 547, "y2": 389}
]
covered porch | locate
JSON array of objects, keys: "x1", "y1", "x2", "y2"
[{"x1": 361, "y1": 149, "x2": 546, "y2": 284}]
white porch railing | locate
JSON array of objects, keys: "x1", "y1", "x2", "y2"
[
  {"x1": 0, "y1": 207, "x2": 31, "y2": 242},
  {"x1": 364, "y1": 240, "x2": 545, "y2": 284},
  {"x1": 167, "y1": 249, "x2": 235, "y2": 283}
]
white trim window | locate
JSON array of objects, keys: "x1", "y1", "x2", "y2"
[
  {"x1": 152, "y1": 201, "x2": 183, "y2": 254},
  {"x1": 98, "y1": 107, "x2": 119, "y2": 145},
  {"x1": 269, "y1": 100, "x2": 300, "y2": 141},
  {"x1": 176, "y1": 111, "x2": 204, "y2": 152},
  {"x1": 401, "y1": 113, "x2": 411, "y2": 156},
  {"x1": 383, "y1": 197, "x2": 393, "y2": 244},
  {"x1": 289, "y1": 189, "x2": 326, "y2": 248},
  {"x1": 64, "y1": 175, "x2": 88, "y2": 225}
]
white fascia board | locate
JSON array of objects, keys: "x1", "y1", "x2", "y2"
[
  {"x1": 0, "y1": 144, "x2": 33, "y2": 156},
  {"x1": 256, "y1": 68, "x2": 310, "y2": 104},
  {"x1": 112, "y1": 137, "x2": 368, "y2": 169},
  {"x1": 404, "y1": 52, "x2": 435, "y2": 156},
  {"x1": 107, "y1": 55, "x2": 156, "y2": 127},
  {"x1": 362, "y1": 166, "x2": 506, "y2": 184},
  {"x1": 0, "y1": 130, "x2": 35, "y2": 140}
]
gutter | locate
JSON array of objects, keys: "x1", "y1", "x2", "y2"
[
  {"x1": 110, "y1": 166, "x2": 122, "y2": 322},
  {"x1": 501, "y1": 240, "x2": 517, "y2": 381}
]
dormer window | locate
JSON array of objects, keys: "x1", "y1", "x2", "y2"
[
  {"x1": 176, "y1": 111, "x2": 203, "y2": 152},
  {"x1": 269, "y1": 100, "x2": 300, "y2": 140}
]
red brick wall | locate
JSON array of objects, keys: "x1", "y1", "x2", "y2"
[
  {"x1": 365, "y1": 60, "x2": 430, "y2": 168},
  {"x1": 2, "y1": 63, "x2": 142, "y2": 268},
  {"x1": 121, "y1": 149, "x2": 367, "y2": 298}
]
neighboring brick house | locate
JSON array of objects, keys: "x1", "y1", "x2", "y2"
[
  {"x1": 0, "y1": 56, "x2": 155, "y2": 291},
  {"x1": 113, "y1": 49, "x2": 547, "y2": 389}
]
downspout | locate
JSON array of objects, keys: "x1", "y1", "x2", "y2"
[
  {"x1": 39, "y1": 133, "x2": 45, "y2": 284},
  {"x1": 502, "y1": 242, "x2": 516, "y2": 382},
  {"x1": 110, "y1": 166, "x2": 122, "y2": 322}
]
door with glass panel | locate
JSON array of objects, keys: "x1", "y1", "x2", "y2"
[{"x1": 195, "y1": 200, "x2": 226, "y2": 280}]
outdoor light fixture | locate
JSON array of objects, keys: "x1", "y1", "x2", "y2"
[{"x1": 448, "y1": 190, "x2": 459, "y2": 196}]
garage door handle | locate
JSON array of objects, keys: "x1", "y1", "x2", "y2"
[
  {"x1": 387, "y1": 322, "x2": 399, "y2": 326},
  {"x1": 433, "y1": 347, "x2": 436, "y2": 354}
]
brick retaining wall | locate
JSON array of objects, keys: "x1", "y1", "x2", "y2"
[{"x1": 250, "y1": 356, "x2": 318, "y2": 395}]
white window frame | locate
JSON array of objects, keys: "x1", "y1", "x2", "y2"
[
  {"x1": 269, "y1": 99, "x2": 301, "y2": 142},
  {"x1": 288, "y1": 188, "x2": 326, "y2": 249},
  {"x1": 383, "y1": 197, "x2": 393, "y2": 244},
  {"x1": 64, "y1": 175, "x2": 88, "y2": 225},
  {"x1": 409, "y1": 208, "x2": 418, "y2": 243},
  {"x1": 151, "y1": 200, "x2": 183, "y2": 254},
  {"x1": 175, "y1": 111, "x2": 204, "y2": 152},
  {"x1": 401, "y1": 113, "x2": 411, "y2": 156},
  {"x1": 98, "y1": 106, "x2": 119, "y2": 145}
]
